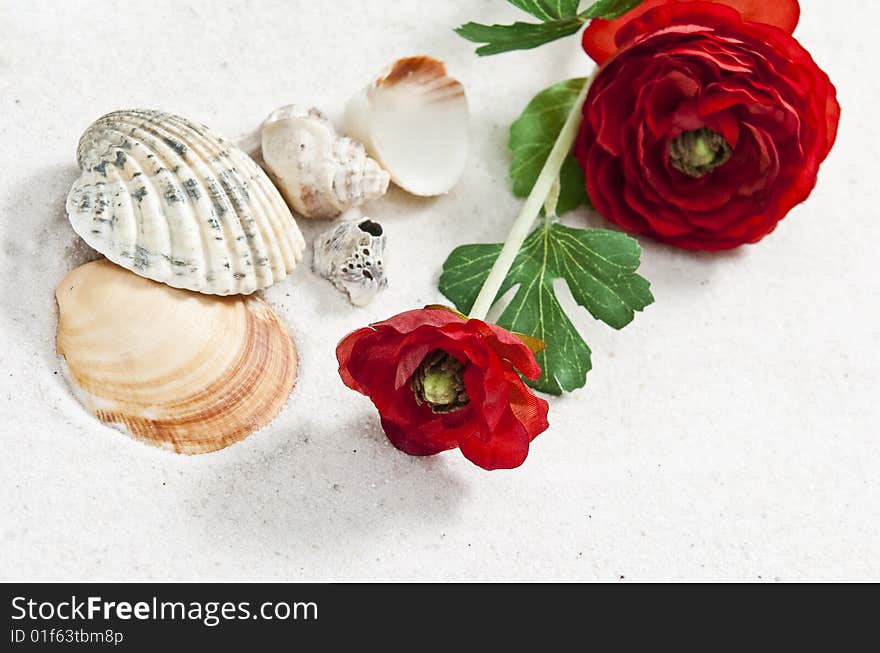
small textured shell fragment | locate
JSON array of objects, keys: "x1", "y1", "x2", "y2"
[
  {"x1": 344, "y1": 56, "x2": 469, "y2": 196},
  {"x1": 66, "y1": 109, "x2": 306, "y2": 295},
  {"x1": 261, "y1": 105, "x2": 390, "y2": 219},
  {"x1": 55, "y1": 259, "x2": 298, "y2": 454},
  {"x1": 313, "y1": 218, "x2": 387, "y2": 306}
]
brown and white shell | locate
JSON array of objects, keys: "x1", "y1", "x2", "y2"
[
  {"x1": 67, "y1": 109, "x2": 306, "y2": 296},
  {"x1": 313, "y1": 217, "x2": 387, "y2": 306},
  {"x1": 344, "y1": 56, "x2": 469, "y2": 196},
  {"x1": 55, "y1": 259, "x2": 298, "y2": 454},
  {"x1": 261, "y1": 105, "x2": 389, "y2": 219}
]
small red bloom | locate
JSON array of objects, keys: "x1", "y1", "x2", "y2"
[
  {"x1": 336, "y1": 308, "x2": 549, "y2": 470},
  {"x1": 576, "y1": 0, "x2": 839, "y2": 250}
]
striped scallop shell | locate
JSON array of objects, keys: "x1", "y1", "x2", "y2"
[
  {"x1": 67, "y1": 109, "x2": 305, "y2": 295},
  {"x1": 56, "y1": 259, "x2": 298, "y2": 454}
]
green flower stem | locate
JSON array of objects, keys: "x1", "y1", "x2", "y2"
[{"x1": 468, "y1": 74, "x2": 594, "y2": 321}]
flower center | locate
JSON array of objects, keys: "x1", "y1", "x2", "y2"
[
  {"x1": 668, "y1": 127, "x2": 732, "y2": 178},
  {"x1": 411, "y1": 350, "x2": 470, "y2": 414}
]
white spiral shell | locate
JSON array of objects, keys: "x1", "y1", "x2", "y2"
[
  {"x1": 261, "y1": 105, "x2": 389, "y2": 219},
  {"x1": 66, "y1": 109, "x2": 306, "y2": 295}
]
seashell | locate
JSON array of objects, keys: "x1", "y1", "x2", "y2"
[
  {"x1": 344, "y1": 55, "x2": 469, "y2": 196},
  {"x1": 67, "y1": 109, "x2": 306, "y2": 295},
  {"x1": 313, "y1": 217, "x2": 387, "y2": 306},
  {"x1": 55, "y1": 259, "x2": 298, "y2": 454},
  {"x1": 261, "y1": 105, "x2": 390, "y2": 219}
]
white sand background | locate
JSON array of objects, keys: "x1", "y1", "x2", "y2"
[{"x1": 1, "y1": 0, "x2": 877, "y2": 581}]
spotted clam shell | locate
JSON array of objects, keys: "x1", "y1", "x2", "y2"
[{"x1": 67, "y1": 109, "x2": 306, "y2": 295}]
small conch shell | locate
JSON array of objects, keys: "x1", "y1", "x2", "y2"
[
  {"x1": 313, "y1": 218, "x2": 387, "y2": 306},
  {"x1": 344, "y1": 56, "x2": 469, "y2": 196},
  {"x1": 55, "y1": 259, "x2": 298, "y2": 454},
  {"x1": 261, "y1": 106, "x2": 390, "y2": 219},
  {"x1": 67, "y1": 109, "x2": 305, "y2": 296}
]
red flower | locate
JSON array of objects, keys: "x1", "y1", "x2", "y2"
[
  {"x1": 336, "y1": 308, "x2": 549, "y2": 470},
  {"x1": 575, "y1": 0, "x2": 839, "y2": 250}
]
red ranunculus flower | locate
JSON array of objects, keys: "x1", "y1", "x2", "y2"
[
  {"x1": 336, "y1": 308, "x2": 549, "y2": 470},
  {"x1": 575, "y1": 0, "x2": 839, "y2": 250}
]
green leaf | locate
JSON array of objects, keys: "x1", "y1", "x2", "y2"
[
  {"x1": 579, "y1": 0, "x2": 644, "y2": 19},
  {"x1": 509, "y1": 78, "x2": 590, "y2": 215},
  {"x1": 455, "y1": 0, "x2": 584, "y2": 56},
  {"x1": 508, "y1": 0, "x2": 582, "y2": 20},
  {"x1": 439, "y1": 223, "x2": 653, "y2": 395},
  {"x1": 455, "y1": 18, "x2": 584, "y2": 56},
  {"x1": 454, "y1": 0, "x2": 644, "y2": 55}
]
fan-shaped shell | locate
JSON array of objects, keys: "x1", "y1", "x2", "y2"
[
  {"x1": 55, "y1": 259, "x2": 298, "y2": 454},
  {"x1": 261, "y1": 105, "x2": 389, "y2": 219},
  {"x1": 344, "y1": 56, "x2": 469, "y2": 196},
  {"x1": 67, "y1": 109, "x2": 306, "y2": 295}
]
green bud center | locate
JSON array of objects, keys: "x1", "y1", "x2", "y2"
[
  {"x1": 669, "y1": 127, "x2": 732, "y2": 178},
  {"x1": 411, "y1": 350, "x2": 469, "y2": 414}
]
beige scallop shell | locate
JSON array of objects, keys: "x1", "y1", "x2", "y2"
[
  {"x1": 67, "y1": 109, "x2": 306, "y2": 296},
  {"x1": 55, "y1": 259, "x2": 298, "y2": 454}
]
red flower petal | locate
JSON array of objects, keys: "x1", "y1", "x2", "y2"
[
  {"x1": 459, "y1": 423, "x2": 529, "y2": 470},
  {"x1": 471, "y1": 320, "x2": 543, "y2": 380},
  {"x1": 582, "y1": 0, "x2": 801, "y2": 65},
  {"x1": 369, "y1": 307, "x2": 465, "y2": 334},
  {"x1": 336, "y1": 326, "x2": 378, "y2": 393},
  {"x1": 336, "y1": 309, "x2": 551, "y2": 470},
  {"x1": 380, "y1": 417, "x2": 463, "y2": 456},
  {"x1": 506, "y1": 373, "x2": 551, "y2": 441},
  {"x1": 459, "y1": 376, "x2": 549, "y2": 470},
  {"x1": 576, "y1": 0, "x2": 837, "y2": 251}
]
